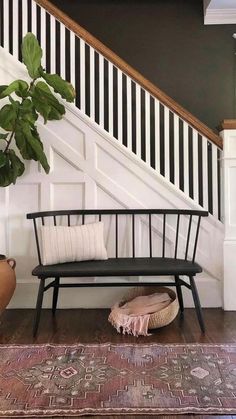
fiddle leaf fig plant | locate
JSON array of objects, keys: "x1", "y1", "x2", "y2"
[{"x1": 0, "y1": 33, "x2": 76, "y2": 187}]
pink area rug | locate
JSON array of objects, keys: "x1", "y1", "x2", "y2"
[{"x1": 0, "y1": 343, "x2": 236, "y2": 416}]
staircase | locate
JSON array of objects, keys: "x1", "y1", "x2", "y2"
[{"x1": 0, "y1": 0, "x2": 223, "y2": 308}]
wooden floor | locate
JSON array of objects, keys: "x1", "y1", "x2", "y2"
[{"x1": 1, "y1": 308, "x2": 236, "y2": 419}]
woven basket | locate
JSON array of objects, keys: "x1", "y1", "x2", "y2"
[{"x1": 121, "y1": 286, "x2": 179, "y2": 329}]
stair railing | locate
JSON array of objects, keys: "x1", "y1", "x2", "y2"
[{"x1": 0, "y1": 0, "x2": 223, "y2": 220}]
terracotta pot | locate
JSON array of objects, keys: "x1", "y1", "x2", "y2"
[{"x1": 0, "y1": 254, "x2": 16, "y2": 314}]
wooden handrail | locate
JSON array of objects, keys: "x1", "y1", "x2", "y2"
[{"x1": 35, "y1": 0, "x2": 223, "y2": 150}]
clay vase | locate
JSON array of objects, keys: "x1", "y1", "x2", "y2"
[{"x1": 0, "y1": 254, "x2": 16, "y2": 315}]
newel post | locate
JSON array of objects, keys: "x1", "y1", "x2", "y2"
[{"x1": 221, "y1": 120, "x2": 236, "y2": 310}]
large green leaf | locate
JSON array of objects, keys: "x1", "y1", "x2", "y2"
[
  {"x1": 47, "y1": 107, "x2": 63, "y2": 120},
  {"x1": 8, "y1": 150, "x2": 25, "y2": 183},
  {"x1": 22, "y1": 33, "x2": 42, "y2": 79},
  {"x1": 0, "y1": 85, "x2": 8, "y2": 97},
  {"x1": 40, "y1": 71, "x2": 75, "y2": 102},
  {"x1": 15, "y1": 124, "x2": 33, "y2": 160},
  {"x1": 32, "y1": 81, "x2": 65, "y2": 123},
  {"x1": 0, "y1": 151, "x2": 6, "y2": 168},
  {"x1": 28, "y1": 129, "x2": 50, "y2": 173},
  {"x1": 0, "y1": 151, "x2": 25, "y2": 187},
  {"x1": 15, "y1": 121, "x2": 50, "y2": 173},
  {"x1": 0, "y1": 104, "x2": 18, "y2": 131},
  {"x1": 0, "y1": 80, "x2": 29, "y2": 99},
  {"x1": 31, "y1": 92, "x2": 51, "y2": 123},
  {"x1": 19, "y1": 99, "x2": 38, "y2": 125},
  {"x1": 0, "y1": 155, "x2": 11, "y2": 186}
]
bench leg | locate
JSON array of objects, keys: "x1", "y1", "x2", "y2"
[
  {"x1": 52, "y1": 277, "x2": 60, "y2": 316},
  {"x1": 190, "y1": 276, "x2": 205, "y2": 333},
  {"x1": 33, "y1": 278, "x2": 45, "y2": 337},
  {"x1": 175, "y1": 275, "x2": 184, "y2": 313}
]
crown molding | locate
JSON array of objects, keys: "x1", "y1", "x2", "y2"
[{"x1": 204, "y1": 8, "x2": 236, "y2": 24}]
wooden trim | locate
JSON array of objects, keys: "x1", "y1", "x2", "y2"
[
  {"x1": 220, "y1": 119, "x2": 236, "y2": 130},
  {"x1": 35, "y1": 0, "x2": 223, "y2": 150}
]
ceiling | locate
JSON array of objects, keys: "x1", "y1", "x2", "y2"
[{"x1": 204, "y1": 0, "x2": 236, "y2": 24}]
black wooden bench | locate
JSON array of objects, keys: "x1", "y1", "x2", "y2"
[{"x1": 27, "y1": 209, "x2": 208, "y2": 336}]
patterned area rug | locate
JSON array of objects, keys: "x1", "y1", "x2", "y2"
[{"x1": 1, "y1": 344, "x2": 236, "y2": 416}]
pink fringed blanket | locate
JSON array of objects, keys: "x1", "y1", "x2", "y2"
[{"x1": 108, "y1": 292, "x2": 172, "y2": 336}]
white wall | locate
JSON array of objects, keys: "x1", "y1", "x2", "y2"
[{"x1": 0, "y1": 48, "x2": 224, "y2": 309}]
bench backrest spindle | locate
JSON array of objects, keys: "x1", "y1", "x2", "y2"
[
  {"x1": 192, "y1": 216, "x2": 202, "y2": 263},
  {"x1": 174, "y1": 214, "x2": 180, "y2": 259},
  {"x1": 162, "y1": 213, "x2": 166, "y2": 258},
  {"x1": 185, "y1": 214, "x2": 193, "y2": 261},
  {"x1": 149, "y1": 214, "x2": 152, "y2": 258},
  {"x1": 33, "y1": 218, "x2": 42, "y2": 265},
  {"x1": 115, "y1": 214, "x2": 118, "y2": 258},
  {"x1": 132, "y1": 214, "x2": 135, "y2": 258}
]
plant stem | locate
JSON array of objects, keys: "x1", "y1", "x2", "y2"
[{"x1": 4, "y1": 130, "x2": 15, "y2": 153}]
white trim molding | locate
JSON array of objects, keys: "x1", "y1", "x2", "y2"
[
  {"x1": 221, "y1": 127, "x2": 236, "y2": 310},
  {"x1": 204, "y1": 8, "x2": 236, "y2": 25}
]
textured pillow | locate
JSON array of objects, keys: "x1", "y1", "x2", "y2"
[{"x1": 41, "y1": 222, "x2": 108, "y2": 265}]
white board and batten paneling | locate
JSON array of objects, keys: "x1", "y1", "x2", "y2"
[{"x1": 0, "y1": 48, "x2": 223, "y2": 309}]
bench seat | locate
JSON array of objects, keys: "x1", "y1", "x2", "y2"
[{"x1": 32, "y1": 257, "x2": 202, "y2": 278}]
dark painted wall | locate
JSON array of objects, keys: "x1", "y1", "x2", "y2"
[{"x1": 51, "y1": 0, "x2": 236, "y2": 132}]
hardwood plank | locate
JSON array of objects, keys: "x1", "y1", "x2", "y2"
[
  {"x1": 1, "y1": 308, "x2": 236, "y2": 344},
  {"x1": 1, "y1": 308, "x2": 236, "y2": 419}
]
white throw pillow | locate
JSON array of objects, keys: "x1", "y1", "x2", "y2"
[{"x1": 41, "y1": 222, "x2": 108, "y2": 265}]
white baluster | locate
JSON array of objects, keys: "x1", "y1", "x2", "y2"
[
  {"x1": 136, "y1": 84, "x2": 141, "y2": 158},
  {"x1": 60, "y1": 23, "x2": 66, "y2": 79},
  {"x1": 202, "y1": 136, "x2": 209, "y2": 211},
  {"x1": 50, "y1": 15, "x2": 56, "y2": 74},
  {"x1": 193, "y1": 129, "x2": 199, "y2": 204},
  {"x1": 70, "y1": 31, "x2": 75, "y2": 88},
  {"x1": 212, "y1": 144, "x2": 219, "y2": 219},
  {"x1": 90, "y1": 47, "x2": 95, "y2": 120},
  {"x1": 164, "y1": 106, "x2": 170, "y2": 181},
  {"x1": 183, "y1": 121, "x2": 189, "y2": 196},
  {"x1": 12, "y1": 0, "x2": 18, "y2": 58},
  {"x1": 22, "y1": 0, "x2": 28, "y2": 38},
  {"x1": 145, "y1": 91, "x2": 150, "y2": 164},
  {"x1": 40, "y1": 7, "x2": 46, "y2": 69},
  {"x1": 108, "y1": 62, "x2": 113, "y2": 136},
  {"x1": 174, "y1": 114, "x2": 179, "y2": 188},
  {"x1": 117, "y1": 68, "x2": 123, "y2": 143},
  {"x1": 80, "y1": 39, "x2": 86, "y2": 113},
  {"x1": 154, "y1": 99, "x2": 160, "y2": 172},
  {"x1": 99, "y1": 54, "x2": 104, "y2": 128},
  {"x1": 31, "y1": 1, "x2": 37, "y2": 37},
  {"x1": 127, "y1": 76, "x2": 132, "y2": 151},
  {"x1": 3, "y1": 0, "x2": 9, "y2": 52}
]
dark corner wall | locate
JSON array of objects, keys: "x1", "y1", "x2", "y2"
[{"x1": 51, "y1": 0, "x2": 236, "y2": 132}]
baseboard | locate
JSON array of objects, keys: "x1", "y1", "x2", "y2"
[{"x1": 8, "y1": 275, "x2": 222, "y2": 309}]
